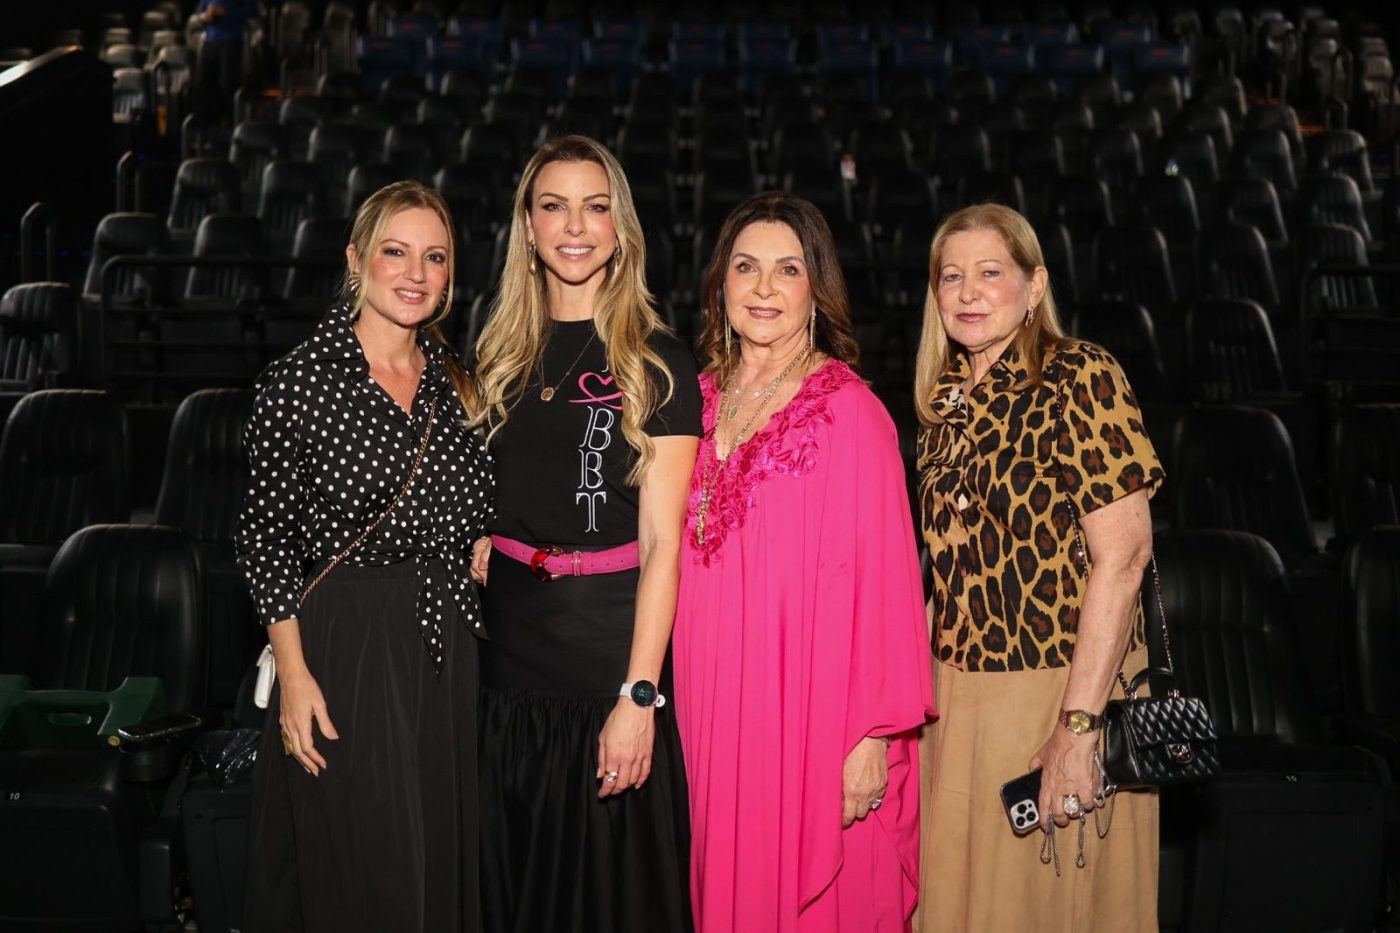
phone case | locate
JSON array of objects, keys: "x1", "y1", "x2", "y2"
[{"x1": 999, "y1": 767, "x2": 1044, "y2": 835}]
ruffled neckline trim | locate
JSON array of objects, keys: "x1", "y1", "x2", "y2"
[{"x1": 686, "y1": 359, "x2": 860, "y2": 564}]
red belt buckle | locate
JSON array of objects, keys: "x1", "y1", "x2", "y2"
[{"x1": 530, "y1": 545, "x2": 564, "y2": 582}]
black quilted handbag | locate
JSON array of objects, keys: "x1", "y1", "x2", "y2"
[{"x1": 1101, "y1": 661, "x2": 1220, "y2": 790}]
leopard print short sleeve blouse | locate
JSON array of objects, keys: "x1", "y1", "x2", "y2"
[{"x1": 917, "y1": 340, "x2": 1165, "y2": 672}]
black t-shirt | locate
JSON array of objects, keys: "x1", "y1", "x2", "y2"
[{"x1": 490, "y1": 319, "x2": 702, "y2": 548}]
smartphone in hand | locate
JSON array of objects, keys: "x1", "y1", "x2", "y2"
[{"x1": 1000, "y1": 767, "x2": 1044, "y2": 835}]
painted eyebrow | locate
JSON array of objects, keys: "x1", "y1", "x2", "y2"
[
  {"x1": 381, "y1": 238, "x2": 449, "y2": 251},
  {"x1": 939, "y1": 258, "x2": 1003, "y2": 271},
  {"x1": 536, "y1": 191, "x2": 611, "y2": 201},
  {"x1": 731, "y1": 252, "x2": 807, "y2": 264}
]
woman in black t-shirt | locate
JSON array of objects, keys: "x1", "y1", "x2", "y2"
[{"x1": 469, "y1": 135, "x2": 701, "y2": 932}]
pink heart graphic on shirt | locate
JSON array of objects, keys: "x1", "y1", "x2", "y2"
[{"x1": 572, "y1": 371, "x2": 624, "y2": 409}]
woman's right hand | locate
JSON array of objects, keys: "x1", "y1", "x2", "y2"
[{"x1": 278, "y1": 666, "x2": 338, "y2": 776}]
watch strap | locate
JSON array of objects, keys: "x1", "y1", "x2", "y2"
[{"x1": 620, "y1": 681, "x2": 667, "y2": 709}]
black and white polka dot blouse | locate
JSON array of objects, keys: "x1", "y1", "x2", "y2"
[{"x1": 234, "y1": 303, "x2": 494, "y2": 670}]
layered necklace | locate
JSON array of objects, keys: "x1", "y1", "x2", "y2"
[{"x1": 694, "y1": 347, "x2": 811, "y2": 546}]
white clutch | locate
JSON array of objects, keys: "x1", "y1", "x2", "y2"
[{"x1": 254, "y1": 644, "x2": 276, "y2": 709}]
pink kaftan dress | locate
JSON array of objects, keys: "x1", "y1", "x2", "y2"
[{"x1": 674, "y1": 359, "x2": 936, "y2": 933}]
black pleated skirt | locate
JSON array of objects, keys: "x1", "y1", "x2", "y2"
[
  {"x1": 243, "y1": 559, "x2": 481, "y2": 933},
  {"x1": 478, "y1": 550, "x2": 693, "y2": 933}
]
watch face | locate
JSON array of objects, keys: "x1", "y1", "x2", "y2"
[
  {"x1": 630, "y1": 680, "x2": 658, "y2": 707},
  {"x1": 1068, "y1": 710, "x2": 1093, "y2": 734}
]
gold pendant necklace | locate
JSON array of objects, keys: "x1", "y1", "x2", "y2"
[{"x1": 540, "y1": 328, "x2": 596, "y2": 402}]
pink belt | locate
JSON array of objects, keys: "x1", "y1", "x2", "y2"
[{"x1": 491, "y1": 535, "x2": 640, "y2": 582}]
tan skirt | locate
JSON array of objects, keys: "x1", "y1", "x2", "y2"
[{"x1": 913, "y1": 649, "x2": 1159, "y2": 932}]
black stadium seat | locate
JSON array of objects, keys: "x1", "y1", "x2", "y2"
[
  {"x1": 0, "y1": 390, "x2": 130, "y2": 673},
  {"x1": 0, "y1": 523, "x2": 204, "y2": 931},
  {"x1": 1340, "y1": 528, "x2": 1400, "y2": 775},
  {"x1": 168, "y1": 158, "x2": 242, "y2": 235},
  {"x1": 83, "y1": 212, "x2": 169, "y2": 306},
  {"x1": 1185, "y1": 298, "x2": 1287, "y2": 402},
  {"x1": 155, "y1": 388, "x2": 259, "y2": 707},
  {"x1": 1330, "y1": 404, "x2": 1400, "y2": 545},
  {"x1": 0, "y1": 282, "x2": 78, "y2": 391}
]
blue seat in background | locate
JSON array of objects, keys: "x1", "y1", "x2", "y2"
[
  {"x1": 892, "y1": 38, "x2": 954, "y2": 93},
  {"x1": 981, "y1": 42, "x2": 1036, "y2": 96},
  {"x1": 593, "y1": 17, "x2": 646, "y2": 44},
  {"x1": 738, "y1": 37, "x2": 796, "y2": 93},
  {"x1": 1043, "y1": 42, "x2": 1106, "y2": 95},
  {"x1": 671, "y1": 21, "x2": 726, "y2": 43},
  {"x1": 1135, "y1": 42, "x2": 1192, "y2": 90},
  {"x1": 387, "y1": 13, "x2": 438, "y2": 39},
  {"x1": 1023, "y1": 21, "x2": 1080, "y2": 45},
  {"x1": 956, "y1": 23, "x2": 1013, "y2": 68},
  {"x1": 582, "y1": 38, "x2": 641, "y2": 98},
  {"x1": 447, "y1": 17, "x2": 504, "y2": 62},
  {"x1": 669, "y1": 37, "x2": 725, "y2": 92},
  {"x1": 817, "y1": 39, "x2": 879, "y2": 100},
  {"x1": 737, "y1": 21, "x2": 791, "y2": 44},
  {"x1": 428, "y1": 36, "x2": 491, "y2": 89},
  {"x1": 817, "y1": 22, "x2": 871, "y2": 52},
  {"x1": 1097, "y1": 21, "x2": 1153, "y2": 85},
  {"x1": 511, "y1": 36, "x2": 575, "y2": 97},
  {"x1": 529, "y1": 19, "x2": 582, "y2": 44},
  {"x1": 357, "y1": 36, "x2": 425, "y2": 95},
  {"x1": 879, "y1": 21, "x2": 934, "y2": 48}
]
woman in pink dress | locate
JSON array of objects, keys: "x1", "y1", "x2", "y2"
[{"x1": 674, "y1": 192, "x2": 936, "y2": 932}]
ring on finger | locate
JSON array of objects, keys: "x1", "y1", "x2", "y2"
[
  {"x1": 869, "y1": 796, "x2": 884, "y2": 811},
  {"x1": 605, "y1": 770, "x2": 619, "y2": 784},
  {"x1": 1062, "y1": 793, "x2": 1083, "y2": 818}
]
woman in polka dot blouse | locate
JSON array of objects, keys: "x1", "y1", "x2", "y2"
[
  {"x1": 468, "y1": 135, "x2": 702, "y2": 931},
  {"x1": 236, "y1": 181, "x2": 493, "y2": 932}
]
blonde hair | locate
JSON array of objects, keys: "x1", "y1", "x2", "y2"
[
  {"x1": 345, "y1": 179, "x2": 478, "y2": 414},
  {"x1": 472, "y1": 135, "x2": 674, "y2": 485},
  {"x1": 914, "y1": 203, "x2": 1068, "y2": 428}
]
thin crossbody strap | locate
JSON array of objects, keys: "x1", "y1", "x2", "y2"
[
  {"x1": 1052, "y1": 393, "x2": 1177, "y2": 684},
  {"x1": 298, "y1": 393, "x2": 440, "y2": 607}
]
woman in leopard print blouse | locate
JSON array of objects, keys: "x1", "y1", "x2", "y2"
[{"x1": 912, "y1": 204, "x2": 1165, "y2": 933}]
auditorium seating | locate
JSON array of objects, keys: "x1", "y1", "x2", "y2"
[{"x1": 8, "y1": 2, "x2": 1400, "y2": 925}]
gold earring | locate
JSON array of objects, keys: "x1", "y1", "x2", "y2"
[
  {"x1": 809, "y1": 308, "x2": 817, "y2": 351},
  {"x1": 527, "y1": 241, "x2": 537, "y2": 276},
  {"x1": 724, "y1": 321, "x2": 732, "y2": 358},
  {"x1": 1024, "y1": 306, "x2": 1035, "y2": 327},
  {"x1": 348, "y1": 272, "x2": 361, "y2": 295}
]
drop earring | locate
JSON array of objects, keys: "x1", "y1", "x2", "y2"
[
  {"x1": 1024, "y1": 306, "x2": 1035, "y2": 327},
  {"x1": 724, "y1": 321, "x2": 732, "y2": 359},
  {"x1": 348, "y1": 272, "x2": 361, "y2": 296},
  {"x1": 809, "y1": 308, "x2": 817, "y2": 351},
  {"x1": 527, "y1": 241, "x2": 537, "y2": 276}
]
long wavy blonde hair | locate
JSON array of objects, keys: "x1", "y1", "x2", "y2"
[
  {"x1": 344, "y1": 179, "x2": 478, "y2": 414},
  {"x1": 472, "y1": 135, "x2": 674, "y2": 485},
  {"x1": 914, "y1": 203, "x2": 1068, "y2": 428}
]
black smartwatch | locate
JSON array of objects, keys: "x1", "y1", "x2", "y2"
[{"x1": 620, "y1": 680, "x2": 667, "y2": 709}]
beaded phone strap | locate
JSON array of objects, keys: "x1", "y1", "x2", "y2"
[{"x1": 298, "y1": 394, "x2": 440, "y2": 607}]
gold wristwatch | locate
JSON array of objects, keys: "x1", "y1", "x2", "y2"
[{"x1": 1059, "y1": 708, "x2": 1105, "y2": 735}]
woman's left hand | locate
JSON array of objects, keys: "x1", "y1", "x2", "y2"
[
  {"x1": 469, "y1": 537, "x2": 491, "y2": 585},
  {"x1": 1030, "y1": 726, "x2": 1102, "y2": 830},
  {"x1": 597, "y1": 699, "x2": 655, "y2": 798},
  {"x1": 842, "y1": 736, "x2": 889, "y2": 828}
]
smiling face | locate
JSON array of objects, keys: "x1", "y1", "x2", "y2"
[
  {"x1": 347, "y1": 205, "x2": 451, "y2": 330},
  {"x1": 525, "y1": 159, "x2": 617, "y2": 286},
  {"x1": 934, "y1": 227, "x2": 1046, "y2": 360},
  {"x1": 723, "y1": 221, "x2": 812, "y2": 356}
]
